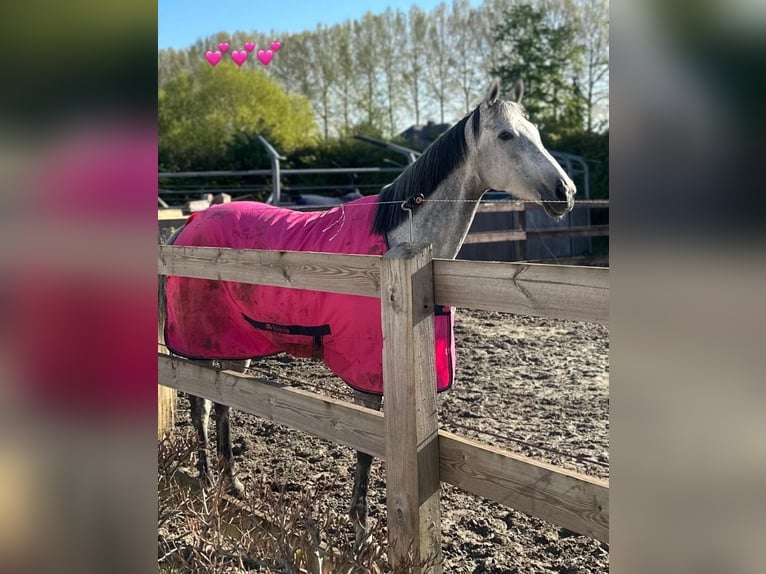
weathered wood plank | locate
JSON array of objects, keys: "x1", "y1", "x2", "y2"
[
  {"x1": 433, "y1": 259, "x2": 608, "y2": 324},
  {"x1": 526, "y1": 255, "x2": 610, "y2": 267},
  {"x1": 476, "y1": 202, "x2": 526, "y2": 213},
  {"x1": 463, "y1": 230, "x2": 527, "y2": 244},
  {"x1": 158, "y1": 356, "x2": 609, "y2": 541},
  {"x1": 183, "y1": 199, "x2": 212, "y2": 215},
  {"x1": 477, "y1": 199, "x2": 608, "y2": 213},
  {"x1": 159, "y1": 247, "x2": 607, "y2": 322},
  {"x1": 577, "y1": 199, "x2": 609, "y2": 208},
  {"x1": 440, "y1": 431, "x2": 609, "y2": 543},
  {"x1": 157, "y1": 354, "x2": 385, "y2": 458},
  {"x1": 515, "y1": 209, "x2": 527, "y2": 260},
  {"x1": 158, "y1": 209, "x2": 187, "y2": 220},
  {"x1": 158, "y1": 245, "x2": 381, "y2": 298},
  {"x1": 464, "y1": 225, "x2": 608, "y2": 245},
  {"x1": 157, "y1": 385, "x2": 176, "y2": 440},
  {"x1": 526, "y1": 200, "x2": 609, "y2": 209},
  {"x1": 526, "y1": 225, "x2": 609, "y2": 239},
  {"x1": 381, "y1": 244, "x2": 442, "y2": 572},
  {"x1": 158, "y1": 323, "x2": 176, "y2": 439}
]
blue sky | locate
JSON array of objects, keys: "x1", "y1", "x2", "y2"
[{"x1": 159, "y1": 0, "x2": 464, "y2": 50}]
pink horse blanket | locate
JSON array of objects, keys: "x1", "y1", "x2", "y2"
[{"x1": 164, "y1": 195, "x2": 455, "y2": 394}]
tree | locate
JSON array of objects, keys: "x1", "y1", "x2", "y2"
[
  {"x1": 307, "y1": 26, "x2": 338, "y2": 140},
  {"x1": 158, "y1": 48, "x2": 193, "y2": 88},
  {"x1": 574, "y1": 0, "x2": 609, "y2": 132},
  {"x1": 537, "y1": 0, "x2": 609, "y2": 132},
  {"x1": 158, "y1": 64, "x2": 316, "y2": 171},
  {"x1": 477, "y1": 0, "x2": 515, "y2": 82},
  {"x1": 491, "y1": 2, "x2": 587, "y2": 138},
  {"x1": 424, "y1": 3, "x2": 455, "y2": 124},
  {"x1": 330, "y1": 22, "x2": 356, "y2": 135},
  {"x1": 353, "y1": 14, "x2": 385, "y2": 133},
  {"x1": 403, "y1": 5, "x2": 429, "y2": 125},
  {"x1": 449, "y1": 0, "x2": 484, "y2": 114},
  {"x1": 375, "y1": 8, "x2": 407, "y2": 136},
  {"x1": 269, "y1": 31, "x2": 315, "y2": 107}
]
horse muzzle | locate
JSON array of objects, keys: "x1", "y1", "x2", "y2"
[{"x1": 542, "y1": 178, "x2": 575, "y2": 218}]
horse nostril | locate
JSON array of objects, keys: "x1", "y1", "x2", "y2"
[{"x1": 555, "y1": 180, "x2": 570, "y2": 201}]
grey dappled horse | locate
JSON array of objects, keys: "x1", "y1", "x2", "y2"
[{"x1": 158, "y1": 79, "x2": 575, "y2": 545}]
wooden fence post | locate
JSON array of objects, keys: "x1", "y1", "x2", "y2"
[
  {"x1": 158, "y1": 326, "x2": 176, "y2": 439},
  {"x1": 157, "y1": 384, "x2": 176, "y2": 440},
  {"x1": 514, "y1": 204, "x2": 527, "y2": 261},
  {"x1": 381, "y1": 243, "x2": 442, "y2": 573}
]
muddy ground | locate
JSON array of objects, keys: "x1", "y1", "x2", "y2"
[{"x1": 171, "y1": 308, "x2": 609, "y2": 573}]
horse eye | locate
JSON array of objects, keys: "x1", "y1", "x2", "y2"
[{"x1": 498, "y1": 131, "x2": 514, "y2": 141}]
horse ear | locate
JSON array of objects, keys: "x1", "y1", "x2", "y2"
[
  {"x1": 508, "y1": 79, "x2": 524, "y2": 104},
  {"x1": 485, "y1": 79, "x2": 500, "y2": 106}
]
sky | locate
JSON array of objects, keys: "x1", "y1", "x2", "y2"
[{"x1": 158, "y1": 0, "x2": 466, "y2": 50}]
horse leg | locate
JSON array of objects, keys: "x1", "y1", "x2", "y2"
[
  {"x1": 214, "y1": 359, "x2": 250, "y2": 497},
  {"x1": 349, "y1": 390, "x2": 383, "y2": 546},
  {"x1": 213, "y1": 403, "x2": 244, "y2": 497},
  {"x1": 190, "y1": 394, "x2": 212, "y2": 483}
]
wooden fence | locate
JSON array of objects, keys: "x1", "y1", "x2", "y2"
[
  {"x1": 458, "y1": 199, "x2": 609, "y2": 264},
  {"x1": 157, "y1": 243, "x2": 609, "y2": 573},
  {"x1": 159, "y1": 199, "x2": 609, "y2": 265}
]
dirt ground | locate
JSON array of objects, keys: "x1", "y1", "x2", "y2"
[{"x1": 171, "y1": 308, "x2": 609, "y2": 573}]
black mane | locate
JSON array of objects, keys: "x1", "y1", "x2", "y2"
[{"x1": 372, "y1": 106, "x2": 481, "y2": 235}]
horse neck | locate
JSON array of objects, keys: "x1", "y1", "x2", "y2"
[{"x1": 386, "y1": 161, "x2": 486, "y2": 260}]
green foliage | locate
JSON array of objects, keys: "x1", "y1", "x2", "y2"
[
  {"x1": 282, "y1": 137, "x2": 404, "y2": 194},
  {"x1": 343, "y1": 119, "x2": 386, "y2": 140},
  {"x1": 290, "y1": 138, "x2": 397, "y2": 169},
  {"x1": 547, "y1": 130, "x2": 609, "y2": 200},
  {"x1": 158, "y1": 64, "x2": 317, "y2": 171},
  {"x1": 491, "y1": 3, "x2": 587, "y2": 139}
]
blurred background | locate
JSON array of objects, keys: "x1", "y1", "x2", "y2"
[
  {"x1": 0, "y1": 1, "x2": 157, "y2": 573},
  {"x1": 611, "y1": 1, "x2": 766, "y2": 572}
]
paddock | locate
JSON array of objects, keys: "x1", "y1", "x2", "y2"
[{"x1": 158, "y1": 242, "x2": 609, "y2": 572}]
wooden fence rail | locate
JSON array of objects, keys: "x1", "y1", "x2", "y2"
[
  {"x1": 157, "y1": 355, "x2": 609, "y2": 544},
  {"x1": 158, "y1": 243, "x2": 609, "y2": 571},
  {"x1": 158, "y1": 246, "x2": 608, "y2": 324}
]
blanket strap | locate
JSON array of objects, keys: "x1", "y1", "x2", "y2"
[{"x1": 241, "y1": 313, "x2": 331, "y2": 337}]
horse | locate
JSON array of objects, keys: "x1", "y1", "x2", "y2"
[{"x1": 158, "y1": 78, "x2": 576, "y2": 544}]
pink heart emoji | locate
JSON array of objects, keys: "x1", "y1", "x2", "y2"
[
  {"x1": 257, "y1": 49, "x2": 273, "y2": 66},
  {"x1": 231, "y1": 50, "x2": 248, "y2": 66},
  {"x1": 205, "y1": 50, "x2": 222, "y2": 67},
  {"x1": 218, "y1": 42, "x2": 230, "y2": 53},
  {"x1": 244, "y1": 42, "x2": 255, "y2": 52},
  {"x1": 270, "y1": 41, "x2": 281, "y2": 52}
]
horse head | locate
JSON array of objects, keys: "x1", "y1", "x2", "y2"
[{"x1": 471, "y1": 79, "x2": 576, "y2": 218}]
